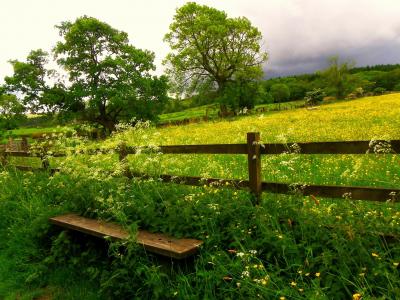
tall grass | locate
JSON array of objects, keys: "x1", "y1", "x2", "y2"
[{"x1": 1, "y1": 93, "x2": 399, "y2": 299}]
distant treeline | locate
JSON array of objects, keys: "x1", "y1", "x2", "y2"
[
  {"x1": 349, "y1": 64, "x2": 400, "y2": 73},
  {"x1": 164, "y1": 63, "x2": 400, "y2": 114}
]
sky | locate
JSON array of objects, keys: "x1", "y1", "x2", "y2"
[{"x1": 1, "y1": 0, "x2": 400, "y2": 82}]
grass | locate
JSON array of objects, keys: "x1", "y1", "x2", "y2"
[
  {"x1": 1, "y1": 93, "x2": 400, "y2": 299},
  {"x1": 159, "y1": 104, "x2": 220, "y2": 122},
  {"x1": 1, "y1": 126, "x2": 73, "y2": 144},
  {"x1": 158, "y1": 100, "x2": 306, "y2": 124}
]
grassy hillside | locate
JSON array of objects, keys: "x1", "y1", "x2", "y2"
[
  {"x1": 1, "y1": 93, "x2": 400, "y2": 299},
  {"x1": 138, "y1": 94, "x2": 400, "y2": 145},
  {"x1": 158, "y1": 100, "x2": 306, "y2": 124}
]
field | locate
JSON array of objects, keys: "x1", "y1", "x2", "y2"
[
  {"x1": 1, "y1": 94, "x2": 400, "y2": 299},
  {"x1": 158, "y1": 100, "x2": 306, "y2": 123}
]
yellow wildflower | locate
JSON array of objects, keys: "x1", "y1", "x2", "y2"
[{"x1": 352, "y1": 293, "x2": 362, "y2": 300}]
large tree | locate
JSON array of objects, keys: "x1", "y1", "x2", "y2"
[
  {"x1": 0, "y1": 93, "x2": 25, "y2": 130},
  {"x1": 323, "y1": 56, "x2": 355, "y2": 99},
  {"x1": 164, "y1": 2, "x2": 267, "y2": 110},
  {"x1": 5, "y1": 49, "x2": 52, "y2": 113},
  {"x1": 54, "y1": 16, "x2": 168, "y2": 132},
  {"x1": 270, "y1": 83, "x2": 290, "y2": 109}
]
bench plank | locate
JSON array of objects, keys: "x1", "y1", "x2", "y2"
[{"x1": 49, "y1": 214, "x2": 203, "y2": 259}]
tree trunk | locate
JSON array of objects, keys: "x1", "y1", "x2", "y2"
[
  {"x1": 96, "y1": 116, "x2": 116, "y2": 135},
  {"x1": 219, "y1": 104, "x2": 229, "y2": 117}
]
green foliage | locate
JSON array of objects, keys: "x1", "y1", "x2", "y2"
[
  {"x1": 260, "y1": 62, "x2": 400, "y2": 106},
  {"x1": 163, "y1": 2, "x2": 267, "y2": 103},
  {"x1": 219, "y1": 78, "x2": 265, "y2": 111},
  {"x1": 349, "y1": 63, "x2": 400, "y2": 73},
  {"x1": 304, "y1": 88, "x2": 325, "y2": 106},
  {"x1": 322, "y1": 56, "x2": 355, "y2": 99},
  {"x1": 375, "y1": 68, "x2": 400, "y2": 91},
  {"x1": 286, "y1": 80, "x2": 309, "y2": 100},
  {"x1": 373, "y1": 87, "x2": 386, "y2": 95},
  {"x1": 54, "y1": 16, "x2": 168, "y2": 132},
  {"x1": 393, "y1": 83, "x2": 400, "y2": 91},
  {"x1": 270, "y1": 83, "x2": 290, "y2": 106},
  {"x1": 0, "y1": 94, "x2": 26, "y2": 130},
  {"x1": 0, "y1": 159, "x2": 399, "y2": 299},
  {"x1": 4, "y1": 49, "x2": 64, "y2": 114},
  {"x1": 1, "y1": 95, "x2": 400, "y2": 298}
]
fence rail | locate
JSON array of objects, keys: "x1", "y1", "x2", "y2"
[{"x1": 1, "y1": 132, "x2": 399, "y2": 204}]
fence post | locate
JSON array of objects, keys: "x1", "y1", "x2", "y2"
[
  {"x1": 41, "y1": 154, "x2": 49, "y2": 170},
  {"x1": 0, "y1": 147, "x2": 7, "y2": 166},
  {"x1": 118, "y1": 142, "x2": 130, "y2": 177},
  {"x1": 21, "y1": 136, "x2": 28, "y2": 151},
  {"x1": 7, "y1": 137, "x2": 14, "y2": 151},
  {"x1": 247, "y1": 132, "x2": 262, "y2": 205}
]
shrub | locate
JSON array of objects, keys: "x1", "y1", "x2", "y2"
[
  {"x1": 393, "y1": 83, "x2": 400, "y2": 91},
  {"x1": 373, "y1": 87, "x2": 386, "y2": 95},
  {"x1": 304, "y1": 88, "x2": 325, "y2": 106}
]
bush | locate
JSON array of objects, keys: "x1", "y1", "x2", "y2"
[
  {"x1": 304, "y1": 88, "x2": 325, "y2": 106},
  {"x1": 270, "y1": 84, "x2": 290, "y2": 108},
  {"x1": 354, "y1": 87, "x2": 364, "y2": 97},
  {"x1": 373, "y1": 87, "x2": 386, "y2": 95},
  {"x1": 393, "y1": 83, "x2": 400, "y2": 91}
]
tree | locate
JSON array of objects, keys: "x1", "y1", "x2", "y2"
[
  {"x1": 270, "y1": 83, "x2": 290, "y2": 109},
  {"x1": 323, "y1": 56, "x2": 354, "y2": 99},
  {"x1": 164, "y1": 2, "x2": 267, "y2": 112},
  {"x1": 304, "y1": 88, "x2": 325, "y2": 106},
  {"x1": 375, "y1": 68, "x2": 400, "y2": 91},
  {"x1": 0, "y1": 94, "x2": 26, "y2": 130},
  {"x1": 54, "y1": 16, "x2": 168, "y2": 132},
  {"x1": 286, "y1": 80, "x2": 309, "y2": 100},
  {"x1": 219, "y1": 77, "x2": 265, "y2": 113},
  {"x1": 4, "y1": 49, "x2": 56, "y2": 113}
]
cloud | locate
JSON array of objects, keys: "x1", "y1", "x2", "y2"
[
  {"x1": 247, "y1": 0, "x2": 400, "y2": 77},
  {"x1": 1, "y1": 0, "x2": 400, "y2": 81}
]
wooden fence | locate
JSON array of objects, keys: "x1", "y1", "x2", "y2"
[
  {"x1": 0, "y1": 137, "x2": 29, "y2": 152},
  {"x1": 1, "y1": 132, "x2": 400, "y2": 205}
]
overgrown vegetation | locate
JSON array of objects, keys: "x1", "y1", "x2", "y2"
[
  {"x1": 1, "y1": 94, "x2": 399, "y2": 299},
  {"x1": 1, "y1": 2, "x2": 400, "y2": 299}
]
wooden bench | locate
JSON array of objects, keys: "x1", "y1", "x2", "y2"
[{"x1": 49, "y1": 214, "x2": 203, "y2": 259}]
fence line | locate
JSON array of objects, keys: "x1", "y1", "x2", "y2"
[{"x1": 1, "y1": 132, "x2": 399, "y2": 204}]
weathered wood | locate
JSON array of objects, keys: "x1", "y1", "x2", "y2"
[
  {"x1": 21, "y1": 137, "x2": 29, "y2": 151},
  {"x1": 14, "y1": 165, "x2": 37, "y2": 172},
  {"x1": 118, "y1": 142, "x2": 131, "y2": 177},
  {"x1": 261, "y1": 182, "x2": 400, "y2": 202},
  {"x1": 5, "y1": 151, "x2": 66, "y2": 158},
  {"x1": 247, "y1": 132, "x2": 262, "y2": 204},
  {"x1": 13, "y1": 165, "x2": 60, "y2": 174},
  {"x1": 130, "y1": 172, "x2": 400, "y2": 202},
  {"x1": 118, "y1": 143, "x2": 128, "y2": 161},
  {"x1": 0, "y1": 147, "x2": 7, "y2": 166},
  {"x1": 10, "y1": 162, "x2": 400, "y2": 202},
  {"x1": 8, "y1": 139, "x2": 399, "y2": 158},
  {"x1": 5, "y1": 151, "x2": 32, "y2": 157},
  {"x1": 129, "y1": 172, "x2": 249, "y2": 189},
  {"x1": 49, "y1": 214, "x2": 203, "y2": 259},
  {"x1": 125, "y1": 144, "x2": 248, "y2": 155},
  {"x1": 261, "y1": 140, "x2": 400, "y2": 154},
  {"x1": 5, "y1": 131, "x2": 400, "y2": 203}
]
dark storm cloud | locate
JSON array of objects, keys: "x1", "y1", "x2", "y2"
[
  {"x1": 265, "y1": 38, "x2": 400, "y2": 77},
  {"x1": 239, "y1": 0, "x2": 400, "y2": 77}
]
